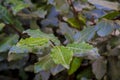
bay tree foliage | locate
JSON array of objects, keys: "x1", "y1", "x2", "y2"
[{"x1": 0, "y1": 0, "x2": 120, "y2": 80}]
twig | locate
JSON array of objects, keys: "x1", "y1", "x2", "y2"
[
  {"x1": 49, "y1": 40, "x2": 56, "y2": 47},
  {"x1": 67, "y1": 0, "x2": 83, "y2": 30},
  {"x1": 8, "y1": 24, "x2": 23, "y2": 37},
  {"x1": 67, "y1": 0, "x2": 78, "y2": 16}
]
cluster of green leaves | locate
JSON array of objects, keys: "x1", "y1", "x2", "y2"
[
  {"x1": 9, "y1": 29, "x2": 94, "y2": 75},
  {"x1": 0, "y1": 0, "x2": 120, "y2": 80}
]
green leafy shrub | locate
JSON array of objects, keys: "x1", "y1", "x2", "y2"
[{"x1": 0, "y1": 0, "x2": 120, "y2": 80}]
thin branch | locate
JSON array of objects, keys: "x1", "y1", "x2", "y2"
[
  {"x1": 8, "y1": 24, "x2": 23, "y2": 37},
  {"x1": 67, "y1": 0, "x2": 83, "y2": 30},
  {"x1": 67, "y1": 0, "x2": 78, "y2": 16},
  {"x1": 49, "y1": 40, "x2": 56, "y2": 47}
]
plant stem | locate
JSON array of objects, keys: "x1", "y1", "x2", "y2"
[
  {"x1": 49, "y1": 40, "x2": 56, "y2": 47},
  {"x1": 67, "y1": 0, "x2": 83, "y2": 30},
  {"x1": 9, "y1": 24, "x2": 22, "y2": 37}
]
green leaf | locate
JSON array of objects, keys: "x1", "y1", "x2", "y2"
[
  {"x1": 17, "y1": 37, "x2": 49, "y2": 48},
  {"x1": 67, "y1": 43, "x2": 99, "y2": 60},
  {"x1": 74, "y1": 27, "x2": 96, "y2": 42},
  {"x1": 101, "y1": 11, "x2": 120, "y2": 20},
  {"x1": 8, "y1": 37, "x2": 33, "y2": 61},
  {"x1": 88, "y1": 0, "x2": 120, "y2": 10},
  {"x1": 23, "y1": 29, "x2": 60, "y2": 45},
  {"x1": 12, "y1": 3, "x2": 29, "y2": 15},
  {"x1": 67, "y1": 17, "x2": 81, "y2": 29},
  {"x1": 95, "y1": 19, "x2": 114, "y2": 37},
  {"x1": 0, "y1": 5, "x2": 23, "y2": 30},
  {"x1": 8, "y1": 37, "x2": 48, "y2": 61},
  {"x1": 54, "y1": 0, "x2": 69, "y2": 14},
  {"x1": 67, "y1": 14, "x2": 86, "y2": 30},
  {"x1": 33, "y1": 8, "x2": 47, "y2": 18},
  {"x1": 9, "y1": 45, "x2": 30, "y2": 54},
  {"x1": 0, "y1": 35, "x2": 19, "y2": 52},
  {"x1": 50, "y1": 46, "x2": 73, "y2": 69},
  {"x1": 92, "y1": 57, "x2": 106, "y2": 80},
  {"x1": 34, "y1": 54, "x2": 56, "y2": 73},
  {"x1": 0, "y1": 5, "x2": 13, "y2": 24},
  {"x1": 59, "y1": 22, "x2": 76, "y2": 42},
  {"x1": 13, "y1": 19, "x2": 24, "y2": 31},
  {"x1": 8, "y1": 45, "x2": 30, "y2": 61},
  {"x1": 8, "y1": 0, "x2": 29, "y2": 15},
  {"x1": 67, "y1": 42, "x2": 93, "y2": 54},
  {"x1": 68, "y1": 57, "x2": 82, "y2": 75},
  {"x1": 0, "y1": 23, "x2": 5, "y2": 31},
  {"x1": 78, "y1": 14, "x2": 86, "y2": 25},
  {"x1": 50, "y1": 65, "x2": 65, "y2": 75},
  {"x1": 8, "y1": 37, "x2": 50, "y2": 61},
  {"x1": 8, "y1": 52, "x2": 28, "y2": 61},
  {"x1": 30, "y1": 20, "x2": 40, "y2": 29}
]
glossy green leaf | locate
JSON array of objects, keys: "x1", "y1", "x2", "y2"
[
  {"x1": 0, "y1": 5, "x2": 13, "y2": 24},
  {"x1": 9, "y1": 45, "x2": 30, "y2": 54},
  {"x1": 67, "y1": 17, "x2": 81, "y2": 29},
  {"x1": 67, "y1": 43, "x2": 99, "y2": 59},
  {"x1": 8, "y1": 52, "x2": 28, "y2": 61},
  {"x1": 12, "y1": 4, "x2": 29, "y2": 15},
  {"x1": 50, "y1": 65, "x2": 65, "y2": 75},
  {"x1": 101, "y1": 11, "x2": 120, "y2": 20},
  {"x1": 67, "y1": 42, "x2": 93, "y2": 54},
  {"x1": 67, "y1": 14, "x2": 86, "y2": 30},
  {"x1": 8, "y1": 45, "x2": 30, "y2": 61},
  {"x1": 8, "y1": 37, "x2": 48, "y2": 61},
  {"x1": 0, "y1": 4, "x2": 23, "y2": 30},
  {"x1": 50, "y1": 46, "x2": 73, "y2": 69},
  {"x1": 88, "y1": 0, "x2": 120, "y2": 10},
  {"x1": 95, "y1": 19, "x2": 114, "y2": 37},
  {"x1": 59, "y1": 22, "x2": 76, "y2": 42},
  {"x1": 68, "y1": 57, "x2": 82, "y2": 75},
  {"x1": 13, "y1": 19, "x2": 24, "y2": 31},
  {"x1": 74, "y1": 27, "x2": 96, "y2": 42},
  {"x1": 0, "y1": 23, "x2": 5, "y2": 31},
  {"x1": 34, "y1": 54, "x2": 56, "y2": 73},
  {"x1": 0, "y1": 35, "x2": 19, "y2": 52},
  {"x1": 78, "y1": 14, "x2": 86, "y2": 25},
  {"x1": 33, "y1": 8, "x2": 47, "y2": 18},
  {"x1": 30, "y1": 20, "x2": 40, "y2": 29},
  {"x1": 8, "y1": 0, "x2": 29, "y2": 15},
  {"x1": 23, "y1": 29, "x2": 60, "y2": 45},
  {"x1": 54, "y1": 0, "x2": 69, "y2": 14},
  {"x1": 17, "y1": 37, "x2": 49, "y2": 48}
]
